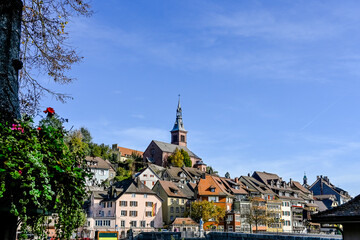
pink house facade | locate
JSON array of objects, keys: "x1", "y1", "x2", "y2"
[{"x1": 86, "y1": 179, "x2": 163, "y2": 238}]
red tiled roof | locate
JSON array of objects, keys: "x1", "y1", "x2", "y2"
[
  {"x1": 117, "y1": 146, "x2": 143, "y2": 157},
  {"x1": 171, "y1": 217, "x2": 198, "y2": 226},
  {"x1": 197, "y1": 175, "x2": 232, "y2": 197}
]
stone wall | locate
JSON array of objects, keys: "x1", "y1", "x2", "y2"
[
  {"x1": 205, "y1": 232, "x2": 341, "y2": 240},
  {"x1": 136, "y1": 232, "x2": 341, "y2": 240}
]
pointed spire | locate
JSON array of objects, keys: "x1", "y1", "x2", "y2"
[
  {"x1": 177, "y1": 94, "x2": 181, "y2": 110},
  {"x1": 171, "y1": 95, "x2": 186, "y2": 132},
  {"x1": 303, "y1": 172, "x2": 308, "y2": 186}
]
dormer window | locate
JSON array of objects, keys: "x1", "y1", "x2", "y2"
[{"x1": 209, "y1": 186, "x2": 216, "y2": 192}]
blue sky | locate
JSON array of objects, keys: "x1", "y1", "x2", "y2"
[{"x1": 42, "y1": 0, "x2": 360, "y2": 196}]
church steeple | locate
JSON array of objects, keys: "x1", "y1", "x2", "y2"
[
  {"x1": 303, "y1": 172, "x2": 308, "y2": 186},
  {"x1": 171, "y1": 95, "x2": 187, "y2": 146}
]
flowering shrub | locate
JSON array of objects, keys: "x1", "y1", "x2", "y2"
[{"x1": 0, "y1": 109, "x2": 89, "y2": 239}]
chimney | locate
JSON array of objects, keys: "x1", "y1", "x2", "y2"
[
  {"x1": 248, "y1": 173, "x2": 250, "y2": 177},
  {"x1": 289, "y1": 178, "x2": 292, "y2": 184},
  {"x1": 234, "y1": 177, "x2": 239, "y2": 183},
  {"x1": 324, "y1": 176, "x2": 329, "y2": 183},
  {"x1": 317, "y1": 175, "x2": 319, "y2": 179}
]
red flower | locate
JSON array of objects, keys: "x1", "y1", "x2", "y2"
[
  {"x1": 37, "y1": 127, "x2": 41, "y2": 131},
  {"x1": 44, "y1": 107, "x2": 55, "y2": 116},
  {"x1": 18, "y1": 170, "x2": 22, "y2": 175}
]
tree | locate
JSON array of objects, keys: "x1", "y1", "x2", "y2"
[
  {"x1": 0, "y1": 0, "x2": 92, "y2": 239},
  {"x1": 167, "y1": 148, "x2": 184, "y2": 167},
  {"x1": 19, "y1": 0, "x2": 92, "y2": 115},
  {"x1": 206, "y1": 166, "x2": 218, "y2": 175},
  {"x1": 243, "y1": 197, "x2": 272, "y2": 233},
  {"x1": 80, "y1": 127, "x2": 92, "y2": 144},
  {"x1": 180, "y1": 149, "x2": 192, "y2": 167},
  {"x1": 114, "y1": 167, "x2": 132, "y2": 182},
  {"x1": 0, "y1": 109, "x2": 89, "y2": 239},
  {"x1": 188, "y1": 200, "x2": 226, "y2": 224}
]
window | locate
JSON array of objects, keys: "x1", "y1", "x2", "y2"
[
  {"x1": 107, "y1": 202, "x2": 112, "y2": 208},
  {"x1": 143, "y1": 181, "x2": 146, "y2": 185},
  {"x1": 140, "y1": 221, "x2": 146, "y2": 228},
  {"x1": 172, "y1": 135, "x2": 177, "y2": 143},
  {"x1": 144, "y1": 194, "x2": 147, "y2": 198},
  {"x1": 181, "y1": 207, "x2": 184, "y2": 213},
  {"x1": 170, "y1": 215, "x2": 174, "y2": 221},
  {"x1": 152, "y1": 181, "x2": 155, "y2": 186},
  {"x1": 121, "y1": 210, "x2": 127, "y2": 216},
  {"x1": 171, "y1": 198, "x2": 174, "y2": 203},
  {"x1": 181, "y1": 199, "x2": 185, "y2": 204},
  {"x1": 150, "y1": 175, "x2": 154, "y2": 178},
  {"x1": 146, "y1": 211, "x2": 152, "y2": 217},
  {"x1": 108, "y1": 210, "x2": 111, "y2": 216},
  {"x1": 176, "y1": 207, "x2": 179, "y2": 213},
  {"x1": 150, "y1": 221, "x2": 154, "y2": 227},
  {"x1": 143, "y1": 174, "x2": 147, "y2": 177},
  {"x1": 208, "y1": 196, "x2": 219, "y2": 202},
  {"x1": 132, "y1": 193, "x2": 136, "y2": 198},
  {"x1": 120, "y1": 201, "x2": 127, "y2": 206},
  {"x1": 130, "y1": 201, "x2": 138, "y2": 207},
  {"x1": 121, "y1": 220, "x2": 125, "y2": 227},
  {"x1": 146, "y1": 202, "x2": 153, "y2": 207},
  {"x1": 103, "y1": 220, "x2": 110, "y2": 226},
  {"x1": 210, "y1": 188, "x2": 215, "y2": 192},
  {"x1": 181, "y1": 135, "x2": 185, "y2": 142},
  {"x1": 95, "y1": 220, "x2": 102, "y2": 226},
  {"x1": 227, "y1": 215, "x2": 233, "y2": 221},
  {"x1": 130, "y1": 211, "x2": 138, "y2": 217},
  {"x1": 130, "y1": 221, "x2": 137, "y2": 227},
  {"x1": 170, "y1": 207, "x2": 174, "y2": 213}
]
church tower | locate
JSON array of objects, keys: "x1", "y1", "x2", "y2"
[{"x1": 170, "y1": 96, "x2": 188, "y2": 147}]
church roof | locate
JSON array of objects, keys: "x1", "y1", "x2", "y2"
[{"x1": 152, "y1": 140, "x2": 200, "y2": 159}]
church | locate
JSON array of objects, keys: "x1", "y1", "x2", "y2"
[{"x1": 143, "y1": 98, "x2": 206, "y2": 171}]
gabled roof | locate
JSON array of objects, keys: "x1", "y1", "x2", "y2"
[
  {"x1": 137, "y1": 164, "x2": 165, "y2": 179},
  {"x1": 152, "y1": 140, "x2": 200, "y2": 159},
  {"x1": 158, "y1": 180, "x2": 192, "y2": 198},
  {"x1": 291, "y1": 181, "x2": 311, "y2": 194},
  {"x1": 116, "y1": 146, "x2": 144, "y2": 157},
  {"x1": 85, "y1": 156, "x2": 113, "y2": 170},
  {"x1": 312, "y1": 194, "x2": 360, "y2": 223},
  {"x1": 253, "y1": 171, "x2": 280, "y2": 182},
  {"x1": 93, "y1": 191, "x2": 108, "y2": 199},
  {"x1": 113, "y1": 178, "x2": 157, "y2": 197},
  {"x1": 221, "y1": 178, "x2": 248, "y2": 195},
  {"x1": 309, "y1": 176, "x2": 351, "y2": 200},
  {"x1": 197, "y1": 175, "x2": 233, "y2": 197},
  {"x1": 171, "y1": 217, "x2": 198, "y2": 226},
  {"x1": 148, "y1": 164, "x2": 166, "y2": 178},
  {"x1": 239, "y1": 176, "x2": 273, "y2": 195}
]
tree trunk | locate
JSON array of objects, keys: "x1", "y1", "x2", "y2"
[
  {"x1": 0, "y1": 0, "x2": 23, "y2": 122},
  {"x1": 0, "y1": 1, "x2": 23, "y2": 239},
  {"x1": 0, "y1": 206, "x2": 19, "y2": 240}
]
